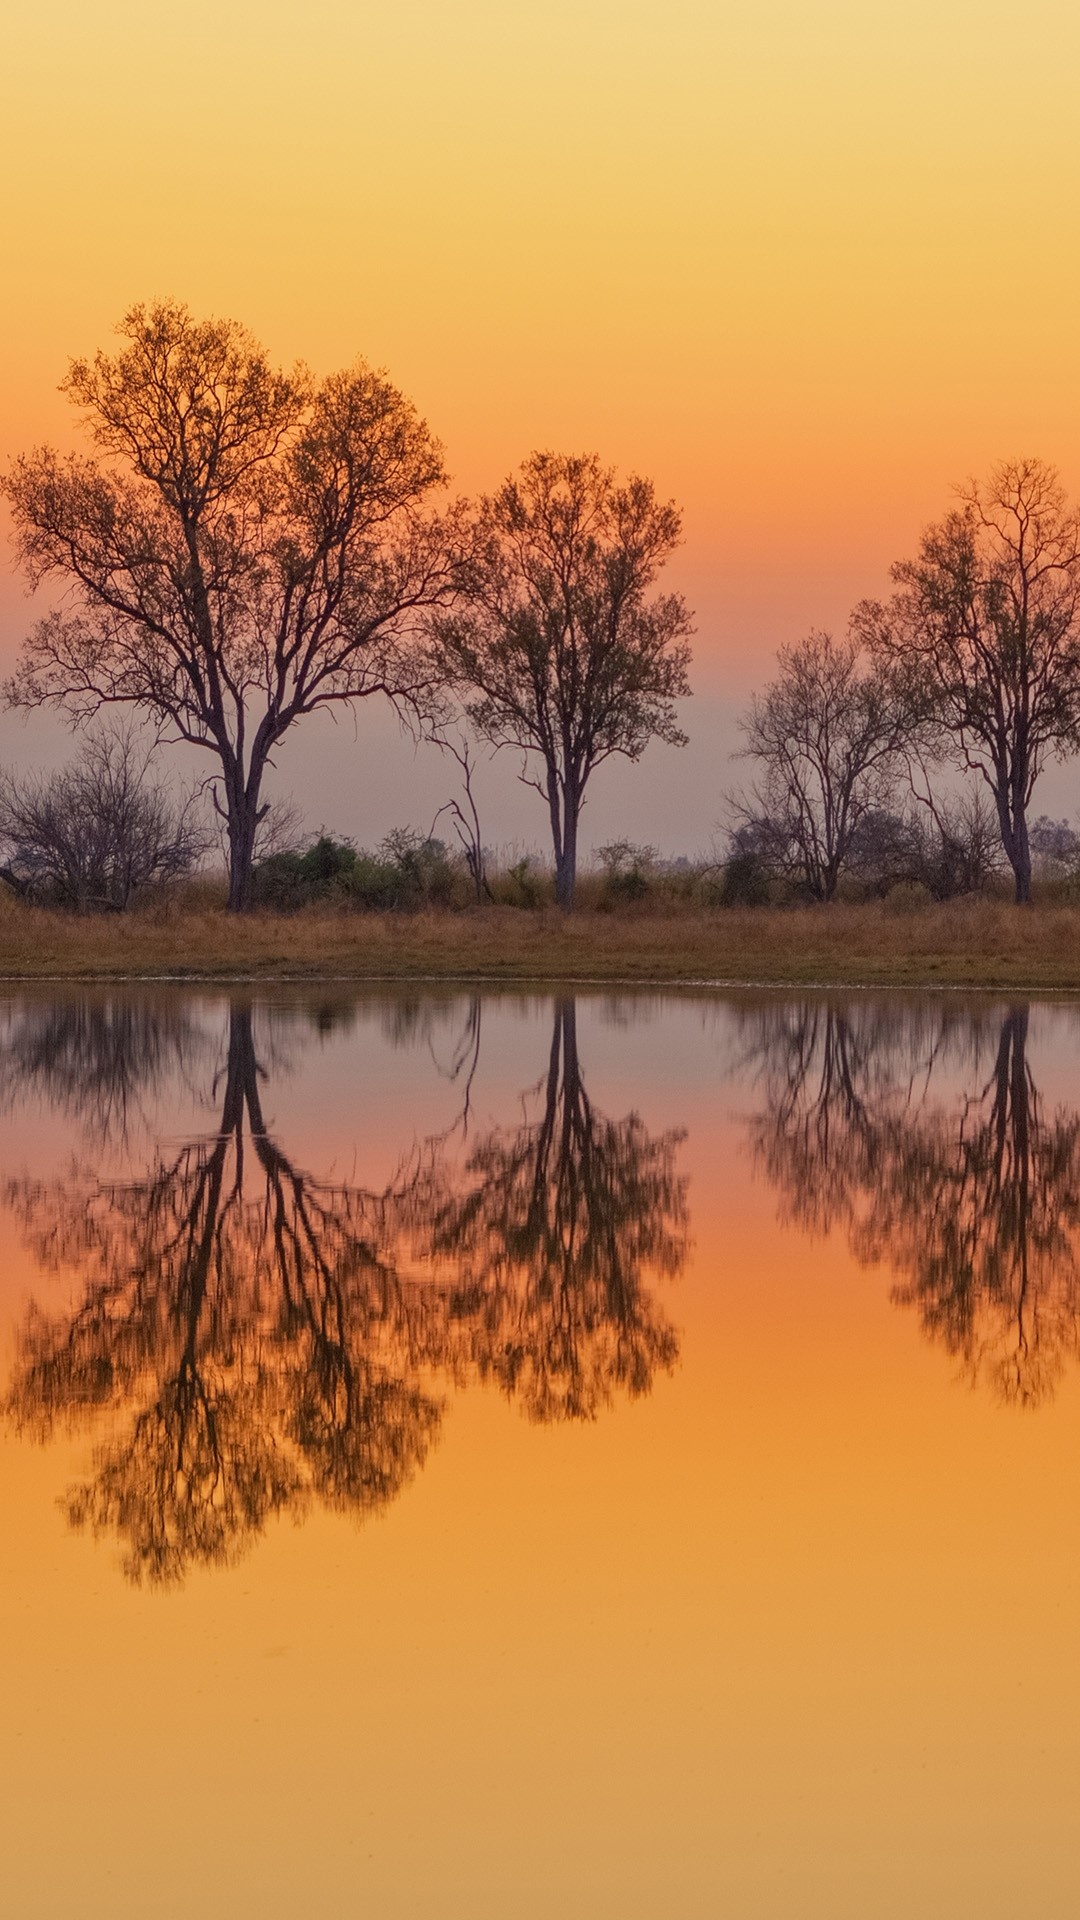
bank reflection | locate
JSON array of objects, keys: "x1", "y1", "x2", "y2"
[
  {"x1": 3, "y1": 997, "x2": 686, "y2": 1584},
  {"x1": 743, "y1": 998, "x2": 1080, "y2": 1405}
]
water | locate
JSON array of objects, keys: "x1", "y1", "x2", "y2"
[{"x1": 1, "y1": 986, "x2": 1079, "y2": 1918}]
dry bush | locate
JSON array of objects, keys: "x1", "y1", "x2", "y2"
[{"x1": 0, "y1": 727, "x2": 208, "y2": 913}]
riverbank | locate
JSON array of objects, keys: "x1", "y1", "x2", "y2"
[{"x1": 0, "y1": 896, "x2": 1078, "y2": 987}]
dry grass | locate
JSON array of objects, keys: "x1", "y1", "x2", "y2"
[{"x1": 0, "y1": 893, "x2": 1079, "y2": 988}]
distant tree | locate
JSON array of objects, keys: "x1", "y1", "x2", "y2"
[
  {"x1": 732, "y1": 630, "x2": 909, "y2": 901},
  {"x1": 844, "y1": 806, "x2": 922, "y2": 897},
  {"x1": 854, "y1": 459, "x2": 1080, "y2": 904},
  {"x1": 0, "y1": 723, "x2": 206, "y2": 911},
  {"x1": 595, "y1": 839, "x2": 658, "y2": 902},
  {"x1": 718, "y1": 821, "x2": 773, "y2": 906},
  {"x1": 429, "y1": 452, "x2": 693, "y2": 908},
  {"x1": 3, "y1": 300, "x2": 459, "y2": 909},
  {"x1": 1029, "y1": 814, "x2": 1080, "y2": 874}
]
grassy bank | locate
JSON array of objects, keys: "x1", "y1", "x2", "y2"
[{"x1": 0, "y1": 895, "x2": 1079, "y2": 988}]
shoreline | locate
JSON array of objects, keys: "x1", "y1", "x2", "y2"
[{"x1": 1, "y1": 898, "x2": 1080, "y2": 990}]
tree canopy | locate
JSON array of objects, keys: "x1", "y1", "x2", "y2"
[
  {"x1": 854, "y1": 458, "x2": 1080, "y2": 903},
  {"x1": 4, "y1": 300, "x2": 458, "y2": 908},
  {"x1": 429, "y1": 451, "x2": 693, "y2": 907},
  {"x1": 734, "y1": 629, "x2": 909, "y2": 902}
]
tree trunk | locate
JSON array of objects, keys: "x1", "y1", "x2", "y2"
[
  {"x1": 557, "y1": 998, "x2": 581, "y2": 1127},
  {"x1": 555, "y1": 789, "x2": 579, "y2": 910},
  {"x1": 993, "y1": 782, "x2": 1032, "y2": 906},
  {"x1": 1011, "y1": 809, "x2": 1032, "y2": 905},
  {"x1": 224, "y1": 785, "x2": 262, "y2": 913}
]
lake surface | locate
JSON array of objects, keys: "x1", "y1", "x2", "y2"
[{"x1": 1, "y1": 985, "x2": 1079, "y2": 1917}]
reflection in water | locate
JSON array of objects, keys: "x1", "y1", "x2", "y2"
[
  {"x1": 3, "y1": 998, "x2": 686, "y2": 1583},
  {"x1": 0, "y1": 997, "x2": 204, "y2": 1146},
  {"x1": 409, "y1": 1001, "x2": 684, "y2": 1421},
  {"x1": 743, "y1": 998, "x2": 1080, "y2": 1405},
  {"x1": 14, "y1": 984, "x2": 1080, "y2": 1590}
]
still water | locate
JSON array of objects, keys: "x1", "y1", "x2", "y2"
[{"x1": 0, "y1": 986, "x2": 1078, "y2": 1917}]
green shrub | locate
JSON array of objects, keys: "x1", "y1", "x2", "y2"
[
  {"x1": 252, "y1": 830, "x2": 457, "y2": 912},
  {"x1": 251, "y1": 835, "x2": 358, "y2": 909},
  {"x1": 718, "y1": 848, "x2": 771, "y2": 907}
]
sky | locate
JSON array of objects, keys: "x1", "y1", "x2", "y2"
[{"x1": 2, "y1": 0, "x2": 1080, "y2": 853}]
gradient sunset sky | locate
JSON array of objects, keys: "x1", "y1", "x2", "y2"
[{"x1": 2, "y1": 0, "x2": 1078, "y2": 849}]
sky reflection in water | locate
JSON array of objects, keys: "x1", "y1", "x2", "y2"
[{"x1": 1, "y1": 988, "x2": 1079, "y2": 1918}]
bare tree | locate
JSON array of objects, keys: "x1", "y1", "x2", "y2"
[
  {"x1": 732, "y1": 630, "x2": 909, "y2": 901},
  {"x1": 0, "y1": 724, "x2": 206, "y2": 911},
  {"x1": 427, "y1": 730, "x2": 493, "y2": 903},
  {"x1": 3, "y1": 300, "x2": 461, "y2": 909},
  {"x1": 904, "y1": 781, "x2": 1007, "y2": 899},
  {"x1": 429, "y1": 452, "x2": 693, "y2": 908},
  {"x1": 854, "y1": 458, "x2": 1080, "y2": 903}
]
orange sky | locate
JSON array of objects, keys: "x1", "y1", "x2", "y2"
[{"x1": 2, "y1": 0, "x2": 1079, "y2": 845}]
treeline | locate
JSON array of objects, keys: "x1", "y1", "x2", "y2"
[
  {"x1": 0, "y1": 299, "x2": 689, "y2": 913},
  {"x1": 1, "y1": 300, "x2": 1078, "y2": 915},
  {"x1": 730, "y1": 461, "x2": 1080, "y2": 908}
]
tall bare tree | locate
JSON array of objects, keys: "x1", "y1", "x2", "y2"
[
  {"x1": 3, "y1": 300, "x2": 459, "y2": 909},
  {"x1": 732, "y1": 630, "x2": 909, "y2": 901},
  {"x1": 429, "y1": 452, "x2": 693, "y2": 908},
  {"x1": 854, "y1": 459, "x2": 1080, "y2": 904}
]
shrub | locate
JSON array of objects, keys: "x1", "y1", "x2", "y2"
[
  {"x1": 496, "y1": 856, "x2": 543, "y2": 909},
  {"x1": 883, "y1": 879, "x2": 933, "y2": 915},
  {"x1": 0, "y1": 726, "x2": 206, "y2": 913},
  {"x1": 251, "y1": 835, "x2": 357, "y2": 909},
  {"x1": 595, "y1": 840, "x2": 658, "y2": 904},
  {"x1": 251, "y1": 830, "x2": 457, "y2": 912},
  {"x1": 718, "y1": 847, "x2": 771, "y2": 907}
]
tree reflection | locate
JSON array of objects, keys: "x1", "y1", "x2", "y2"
[
  {"x1": 409, "y1": 1000, "x2": 685, "y2": 1421},
  {"x1": 4, "y1": 996, "x2": 686, "y2": 1582},
  {"x1": 7, "y1": 1007, "x2": 447, "y2": 1582},
  {"x1": 742, "y1": 998, "x2": 1080, "y2": 1404},
  {"x1": 0, "y1": 993, "x2": 205, "y2": 1145}
]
